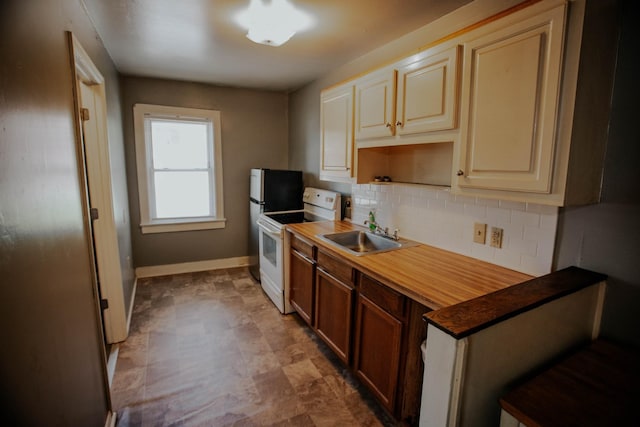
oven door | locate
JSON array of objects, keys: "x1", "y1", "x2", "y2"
[{"x1": 257, "y1": 218, "x2": 285, "y2": 313}]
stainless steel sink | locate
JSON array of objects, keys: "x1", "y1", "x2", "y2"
[{"x1": 316, "y1": 230, "x2": 417, "y2": 256}]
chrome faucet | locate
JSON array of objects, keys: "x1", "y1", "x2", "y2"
[{"x1": 364, "y1": 219, "x2": 400, "y2": 241}]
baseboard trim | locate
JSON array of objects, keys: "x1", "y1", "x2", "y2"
[
  {"x1": 106, "y1": 343, "x2": 119, "y2": 388},
  {"x1": 135, "y1": 256, "x2": 250, "y2": 278},
  {"x1": 126, "y1": 278, "x2": 137, "y2": 334},
  {"x1": 104, "y1": 410, "x2": 116, "y2": 427}
]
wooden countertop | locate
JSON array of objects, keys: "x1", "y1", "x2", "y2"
[
  {"x1": 426, "y1": 266, "x2": 607, "y2": 339},
  {"x1": 499, "y1": 339, "x2": 640, "y2": 426},
  {"x1": 286, "y1": 220, "x2": 533, "y2": 311}
]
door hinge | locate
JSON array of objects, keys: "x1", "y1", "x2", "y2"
[
  {"x1": 81, "y1": 108, "x2": 90, "y2": 121},
  {"x1": 100, "y1": 298, "x2": 109, "y2": 310},
  {"x1": 90, "y1": 207, "x2": 99, "y2": 221}
]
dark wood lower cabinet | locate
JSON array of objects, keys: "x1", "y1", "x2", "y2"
[
  {"x1": 289, "y1": 249, "x2": 315, "y2": 326},
  {"x1": 287, "y1": 233, "x2": 429, "y2": 424},
  {"x1": 354, "y1": 293, "x2": 404, "y2": 413},
  {"x1": 314, "y1": 267, "x2": 354, "y2": 364}
]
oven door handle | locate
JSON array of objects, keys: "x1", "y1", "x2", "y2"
[{"x1": 257, "y1": 219, "x2": 282, "y2": 237}]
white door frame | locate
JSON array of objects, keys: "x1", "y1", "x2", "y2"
[{"x1": 68, "y1": 32, "x2": 127, "y2": 344}]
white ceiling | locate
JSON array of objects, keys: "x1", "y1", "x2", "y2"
[{"x1": 83, "y1": 0, "x2": 470, "y2": 92}]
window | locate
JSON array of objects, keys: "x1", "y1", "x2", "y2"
[{"x1": 133, "y1": 104, "x2": 225, "y2": 233}]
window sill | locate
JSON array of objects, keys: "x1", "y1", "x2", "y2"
[{"x1": 140, "y1": 218, "x2": 226, "y2": 234}]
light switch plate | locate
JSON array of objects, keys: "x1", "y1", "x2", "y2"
[{"x1": 473, "y1": 223, "x2": 487, "y2": 244}]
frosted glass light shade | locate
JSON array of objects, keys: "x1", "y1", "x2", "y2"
[{"x1": 236, "y1": 0, "x2": 313, "y2": 47}]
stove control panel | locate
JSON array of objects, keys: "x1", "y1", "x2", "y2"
[{"x1": 303, "y1": 188, "x2": 341, "y2": 221}]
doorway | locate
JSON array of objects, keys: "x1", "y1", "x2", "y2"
[{"x1": 68, "y1": 33, "x2": 128, "y2": 355}]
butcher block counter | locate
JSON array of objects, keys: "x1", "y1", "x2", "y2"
[
  {"x1": 285, "y1": 220, "x2": 532, "y2": 311},
  {"x1": 285, "y1": 220, "x2": 608, "y2": 425}
]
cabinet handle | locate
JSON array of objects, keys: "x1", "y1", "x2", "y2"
[
  {"x1": 295, "y1": 250, "x2": 314, "y2": 264},
  {"x1": 385, "y1": 122, "x2": 392, "y2": 128},
  {"x1": 396, "y1": 121, "x2": 402, "y2": 126},
  {"x1": 456, "y1": 170, "x2": 465, "y2": 176}
]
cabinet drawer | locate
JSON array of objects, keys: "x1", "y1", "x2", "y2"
[
  {"x1": 317, "y1": 249, "x2": 353, "y2": 285},
  {"x1": 290, "y1": 233, "x2": 315, "y2": 260},
  {"x1": 359, "y1": 275, "x2": 405, "y2": 319}
]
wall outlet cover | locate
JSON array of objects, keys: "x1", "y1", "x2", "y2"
[{"x1": 490, "y1": 227, "x2": 503, "y2": 248}]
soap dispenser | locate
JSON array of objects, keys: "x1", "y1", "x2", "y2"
[{"x1": 368, "y1": 210, "x2": 377, "y2": 232}]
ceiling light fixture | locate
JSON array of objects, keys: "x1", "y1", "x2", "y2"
[{"x1": 235, "y1": 0, "x2": 313, "y2": 47}]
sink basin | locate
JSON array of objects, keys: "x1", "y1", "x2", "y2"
[{"x1": 316, "y1": 230, "x2": 417, "y2": 256}]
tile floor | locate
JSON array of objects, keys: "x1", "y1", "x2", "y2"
[{"x1": 112, "y1": 267, "x2": 396, "y2": 426}]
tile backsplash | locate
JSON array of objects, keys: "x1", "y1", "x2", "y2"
[{"x1": 351, "y1": 183, "x2": 558, "y2": 277}]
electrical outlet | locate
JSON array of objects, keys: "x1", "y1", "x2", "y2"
[
  {"x1": 490, "y1": 227, "x2": 503, "y2": 248},
  {"x1": 473, "y1": 222, "x2": 486, "y2": 244}
]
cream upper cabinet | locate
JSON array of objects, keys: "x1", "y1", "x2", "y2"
[
  {"x1": 456, "y1": 4, "x2": 566, "y2": 193},
  {"x1": 396, "y1": 45, "x2": 461, "y2": 135},
  {"x1": 354, "y1": 69, "x2": 396, "y2": 140},
  {"x1": 321, "y1": 0, "x2": 613, "y2": 205},
  {"x1": 320, "y1": 84, "x2": 354, "y2": 182},
  {"x1": 354, "y1": 46, "x2": 461, "y2": 142}
]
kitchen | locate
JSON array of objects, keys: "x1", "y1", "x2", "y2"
[{"x1": 1, "y1": 0, "x2": 638, "y2": 426}]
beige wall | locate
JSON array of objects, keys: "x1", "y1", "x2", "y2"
[
  {"x1": 120, "y1": 76, "x2": 289, "y2": 267},
  {"x1": 288, "y1": 80, "x2": 351, "y2": 195},
  {"x1": 0, "y1": 0, "x2": 132, "y2": 424}
]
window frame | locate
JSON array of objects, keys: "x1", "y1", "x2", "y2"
[{"x1": 133, "y1": 103, "x2": 225, "y2": 234}]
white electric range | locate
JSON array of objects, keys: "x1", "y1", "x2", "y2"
[{"x1": 256, "y1": 188, "x2": 341, "y2": 313}]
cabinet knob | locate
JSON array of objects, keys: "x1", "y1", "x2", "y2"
[
  {"x1": 396, "y1": 121, "x2": 402, "y2": 126},
  {"x1": 456, "y1": 170, "x2": 465, "y2": 176},
  {"x1": 385, "y1": 122, "x2": 392, "y2": 128}
]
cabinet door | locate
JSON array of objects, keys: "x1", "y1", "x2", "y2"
[
  {"x1": 396, "y1": 45, "x2": 461, "y2": 135},
  {"x1": 314, "y1": 267, "x2": 354, "y2": 364},
  {"x1": 354, "y1": 294, "x2": 403, "y2": 413},
  {"x1": 457, "y1": 4, "x2": 566, "y2": 193},
  {"x1": 355, "y1": 69, "x2": 396, "y2": 139},
  {"x1": 320, "y1": 84, "x2": 354, "y2": 182},
  {"x1": 289, "y1": 249, "x2": 315, "y2": 326}
]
